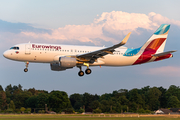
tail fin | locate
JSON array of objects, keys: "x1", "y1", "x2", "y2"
[
  {"x1": 139, "y1": 24, "x2": 170, "y2": 54},
  {"x1": 133, "y1": 24, "x2": 174, "y2": 65}
]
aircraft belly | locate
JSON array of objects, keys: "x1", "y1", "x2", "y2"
[
  {"x1": 118, "y1": 56, "x2": 138, "y2": 66},
  {"x1": 102, "y1": 55, "x2": 138, "y2": 66}
]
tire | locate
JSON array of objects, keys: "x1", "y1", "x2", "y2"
[
  {"x1": 78, "y1": 71, "x2": 84, "y2": 76},
  {"x1": 85, "y1": 69, "x2": 91, "y2": 75},
  {"x1": 24, "y1": 68, "x2": 28, "y2": 72}
]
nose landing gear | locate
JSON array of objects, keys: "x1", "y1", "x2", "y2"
[{"x1": 24, "y1": 62, "x2": 29, "y2": 72}]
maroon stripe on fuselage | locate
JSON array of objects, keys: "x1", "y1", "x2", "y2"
[{"x1": 133, "y1": 38, "x2": 166, "y2": 65}]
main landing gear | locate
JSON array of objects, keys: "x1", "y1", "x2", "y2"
[
  {"x1": 85, "y1": 68, "x2": 91, "y2": 74},
  {"x1": 78, "y1": 70, "x2": 84, "y2": 76},
  {"x1": 24, "y1": 61, "x2": 29, "y2": 72},
  {"x1": 78, "y1": 64, "x2": 92, "y2": 77}
]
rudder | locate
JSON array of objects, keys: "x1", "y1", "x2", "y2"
[{"x1": 139, "y1": 24, "x2": 170, "y2": 54}]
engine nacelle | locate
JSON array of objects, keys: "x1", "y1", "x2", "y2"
[
  {"x1": 50, "y1": 63, "x2": 67, "y2": 71},
  {"x1": 60, "y1": 57, "x2": 76, "y2": 67},
  {"x1": 53, "y1": 56, "x2": 77, "y2": 68}
]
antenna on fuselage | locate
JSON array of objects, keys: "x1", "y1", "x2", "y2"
[{"x1": 28, "y1": 41, "x2": 31, "y2": 43}]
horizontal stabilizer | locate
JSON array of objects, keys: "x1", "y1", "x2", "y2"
[{"x1": 152, "y1": 50, "x2": 176, "y2": 57}]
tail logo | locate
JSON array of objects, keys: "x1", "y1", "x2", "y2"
[
  {"x1": 154, "y1": 24, "x2": 170, "y2": 35},
  {"x1": 133, "y1": 24, "x2": 171, "y2": 65}
]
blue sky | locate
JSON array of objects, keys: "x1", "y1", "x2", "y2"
[{"x1": 0, "y1": 0, "x2": 180, "y2": 95}]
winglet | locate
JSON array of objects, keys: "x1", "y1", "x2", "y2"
[{"x1": 121, "y1": 32, "x2": 131, "y2": 45}]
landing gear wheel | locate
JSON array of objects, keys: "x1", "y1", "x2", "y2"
[
  {"x1": 24, "y1": 68, "x2": 28, "y2": 72},
  {"x1": 24, "y1": 61, "x2": 29, "y2": 72},
  {"x1": 78, "y1": 71, "x2": 84, "y2": 77},
  {"x1": 85, "y1": 69, "x2": 91, "y2": 75}
]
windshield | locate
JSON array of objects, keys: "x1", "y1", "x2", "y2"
[{"x1": 10, "y1": 47, "x2": 19, "y2": 50}]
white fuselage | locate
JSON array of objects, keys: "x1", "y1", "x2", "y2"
[{"x1": 3, "y1": 43, "x2": 139, "y2": 66}]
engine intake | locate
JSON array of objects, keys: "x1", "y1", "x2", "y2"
[{"x1": 59, "y1": 57, "x2": 76, "y2": 67}]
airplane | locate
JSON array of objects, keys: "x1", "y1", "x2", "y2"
[{"x1": 3, "y1": 24, "x2": 176, "y2": 76}]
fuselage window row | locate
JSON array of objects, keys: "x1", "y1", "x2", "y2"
[{"x1": 31, "y1": 48, "x2": 125, "y2": 55}]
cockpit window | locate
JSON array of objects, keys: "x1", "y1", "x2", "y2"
[{"x1": 10, "y1": 47, "x2": 19, "y2": 50}]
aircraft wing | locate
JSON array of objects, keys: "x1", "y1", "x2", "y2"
[
  {"x1": 152, "y1": 50, "x2": 176, "y2": 57},
  {"x1": 76, "y1": 32, "x2": 131, "y2": 62}
]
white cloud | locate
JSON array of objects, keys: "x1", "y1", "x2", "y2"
[
  {"x1": 146, "y1": 66, "x2": 180, "y2": 77},
  {"x1": 148, "y1": 12, "x2": 180, "y2": 26},
  {"x1": 95, "y1": 11, "x2": 153, "y2": 31},
  {"x1": 20, "y1": 11, "x2": 180, "y2": 45}
]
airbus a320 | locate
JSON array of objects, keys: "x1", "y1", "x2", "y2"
[{"x1": 3, "y1": 24, "x2": 176, "y2": 76}]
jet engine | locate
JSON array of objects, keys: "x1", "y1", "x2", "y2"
[
  {"x1": 51, "y1": 56, "x2": 77, "y2": 71},
  {"x1": 50, "y1": 63, "x2": 67, "y2": 71},
  {"x1": 59, "y1": 57, "x2": 76, "y2": 67}
]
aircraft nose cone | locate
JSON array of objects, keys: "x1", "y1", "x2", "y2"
[{"x1": 3, "y1": 51, "x2": 8, "y2": 58}]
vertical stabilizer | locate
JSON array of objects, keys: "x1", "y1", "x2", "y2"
[
  {"x1": 133, "y1": 24, "x2": 171, "y2": 65},
  {"x1": 139, "y1": 24, "x2": 170, "y2": 54}
]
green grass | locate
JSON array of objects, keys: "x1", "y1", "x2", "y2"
[{"x1": 0, "y1": 114, "x2": 179, "y2": 120}]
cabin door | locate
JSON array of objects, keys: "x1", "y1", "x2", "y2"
[{"x1": 25, "y1": 44, "x2": 31, "y2": 55}]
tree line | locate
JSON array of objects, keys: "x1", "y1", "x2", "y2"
[{"x1": 0, "y1": 84, "x2": 179, "y2": 113}]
